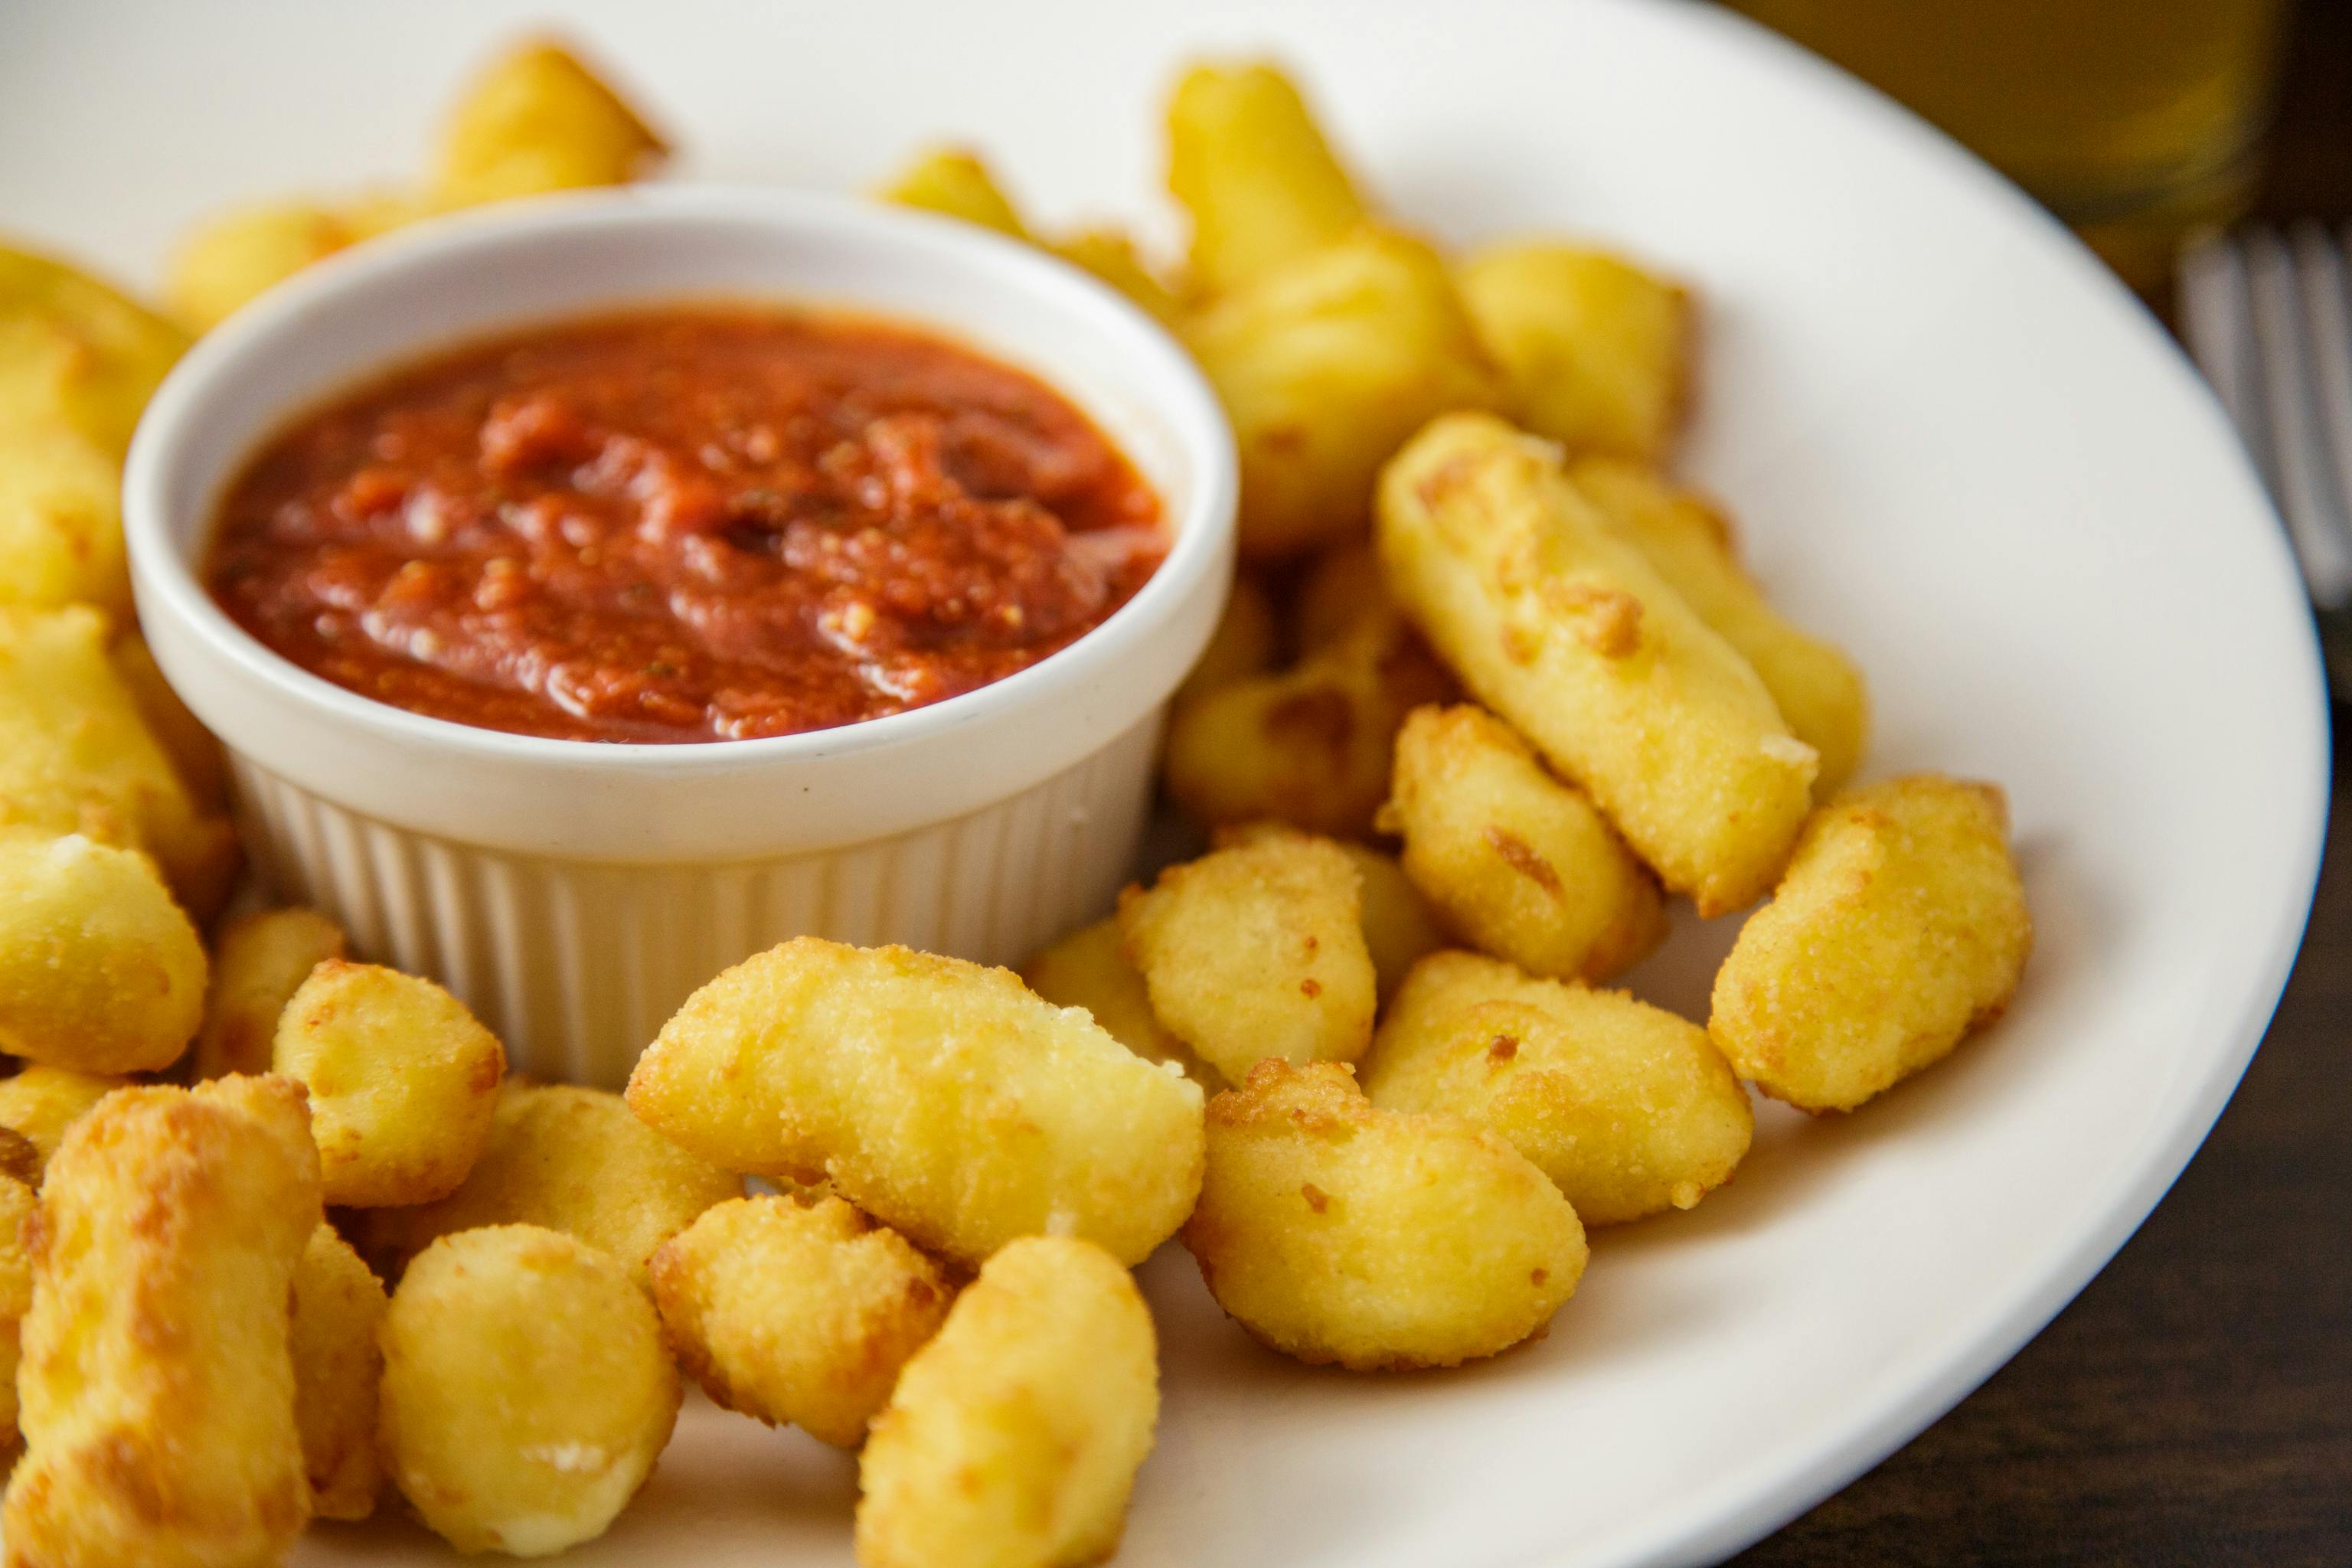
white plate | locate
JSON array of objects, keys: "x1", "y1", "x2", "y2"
[{"x1": 0, "y1": 1, "x2": 2328, "y2": 1564}]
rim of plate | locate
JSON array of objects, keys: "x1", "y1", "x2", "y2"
[{"x1": 1549, "y1": 5, "x2": 2331, "y2": 1562}]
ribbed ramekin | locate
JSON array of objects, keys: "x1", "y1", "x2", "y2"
[{"x1": 124, "y1": 188, "x2": 1236, "y2": 1086}]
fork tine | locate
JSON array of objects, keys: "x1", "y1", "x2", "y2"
[
  {"x1": 2181, "y1": 233, "x2": 2259, "y2": 433},
  {"x1": 2292, "y1": 224, "x2": 2352, "y2": 596},
  {"x1": 2243, "y1": 228, "x2": 2352, "y2": 606}
]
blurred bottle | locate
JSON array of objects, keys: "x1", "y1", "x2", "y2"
[{"x1": 1727, "y1": 0, "x2": 2293, "y2": 292}]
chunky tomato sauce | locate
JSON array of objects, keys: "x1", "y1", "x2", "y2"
[{"x1": 207, "y1": 307, "x2": 1165, "y2": 743}]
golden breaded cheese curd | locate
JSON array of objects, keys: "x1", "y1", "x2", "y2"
[
  {"x1": 165, "y1": 194, "x2": 423, "y2": 337},
  {"x1": 0, "y1": 604, "x2": 238, "y2": 915},
  {"x1": 878, "y1": 145, "x2": 1030, "y2": 237},
  {"x1": 872, "y1": 152, "x2": 1181, "y2": 322},
  {"x1": 379, "y1": 1225, "x2": 680, "y2": 1557},
  {"x1": 0, "y1": 1173, "x2": 33, "y2": 1445},
  {"x1": 0, "y1": 1130, "x2": 32, "y2": 1188},
  {"x1": 1375, "y1": 413, "x2": 1816, "y2": 913},
  {"x1": 0, "y1": 243, "x2": 188, "y2": 458},
  {"x1": 1166, "y1": 60, "x2": 1367, "y2": 296},
  {"x1": 168, "y1": 42, "x2": 662, "y2": 332},
  {"x1": 1188, "y1": 227, "x2": 1504, "y2": 560},
  {"x1": 1456, "y1": 241, "x2": 1691, "y2": 462},
  {"x1": 109, "y1": 630, "x2": 230, "y2": 812},
  {"x1": 431, "y1": 38, "x2": 668, "y2": 208},
  {"x1": 1710, "y1": 775, "x2": 2033, "y2": 1112},
  {"x1": 291, "y1": 1223, "x2": 387, "y2": 1521},
  {"x1": 1211, "y1": 822, "x2": 1446, "y2": 1005},
  {"x1": 0, "y1": 248, "x2": 186, "y2": 616},
  {"x1": 0, "y1": 417, "x2": 136, "y2": 618},
  {"x1": 626, "y1": 938, "x2": 1205, "y2": 1268},
  {"x1": 1162, "y1": 611, "x2": 1454, "y2": 838},
  {"x1": 355, "y1": 1080, "x2": 741, "y2": 1287},
  {"x1": 1020, "y1": 918, "x2": 1220, "y2": 1088},
  {"x1": 648, "y1": 1194, "x2": 952, "y2": 1448},
  {"x1": 163, "y1": 202, "x2": 361, "y2": 333},
  {"x1": 4, "y1": 1076, "x2": 321, "y2": 1567},
  {"x1": 1294, "y1": 540, "x2": 1390, "y2": 652},
  {"x1": 0, "y1": 831, "x2": 205, "y2": 1074},
  {"x1": 1365, "y1": 951, "x2": 1753, "y2": 1223},
  {"x1": 1381, "y1": 704, "x2": 1668, "y2": 982},
  {"x1": 0, "y1": 1063, "x2": 122, "y2": 1180},
  {"x1": 1121, "y1": 834, "x2": 1377, "y2": 1081},
  {"x1": 193, "y1": 905, "x2": 348, "y2": 1081},
  {"x1": 1340, "y1": 843, "x2": 1449, "y2": 1007},
  {"x1": 1570, "y1": 458, "x2": 1870, "y2": 793},
  {"x1": 272, "y1": 960, "x2": 505, "y2": 1208},
  {"x1": 166, "y1": 193, "x2": 425, "y2": 335},
  {"x1": 1183, "y1": 1060, "x2": 1586, "y2": 1370},
  {"x1": 195, "y1": 1070, "x2": 324, "y2": 1177},
  {"x1": 856, "y1": 1235, "x2": 1158, "y2": 1568},
  {"x1": 1172, "y1": 573, "x2": 1281, "y2": 707},
  {"x1": 1050, "y1": 227, "x2": 1184, "y2": 323}
]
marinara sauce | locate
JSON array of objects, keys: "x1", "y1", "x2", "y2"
[{"x1": 207, "y1": 307, "x2": 1166, "y2": 743}]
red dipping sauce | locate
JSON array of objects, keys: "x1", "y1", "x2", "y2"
[{"x1": 206, "y1": 306, "x2": 1166, "y2": 743}]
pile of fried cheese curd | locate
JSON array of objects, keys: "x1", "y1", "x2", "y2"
[{"x1": 0, "y1": 46, "x2": 2031, "y2": 1568}]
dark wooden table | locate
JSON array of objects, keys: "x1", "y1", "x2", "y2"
[{"x1": 1733, "y1": 5, "x2": 2352, "y2": 1562}]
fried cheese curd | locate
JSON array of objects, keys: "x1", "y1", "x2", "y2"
[
  {"x1": 109, "y1": 630, "x2": 230, "y2": 813},
  {"x1": 0, "y1": 244, "x2": 187, "y2": 618},
  {"x1": 879, "y1": 145, "x2": 1030, "y2": 236},
  {"x1": 1161, "y1": 603, "x2": 1454, "y2": 838},
  {"x1": 1183, "y1": 1060, "x2": 1586, "y2": 1370},
  {"x1": 1168, "y1": 67, "x2": 1498, "y2": 558},
  {"x1": 1382, "y1": 703, "x2": 1667, "y2": 983},
  {"x1": 168, "y1": 40, "x2": 666, "y2": 332},
  {"x1": 0, "y1": 831, "x2": 206, "y2": 1075},
  {"x1": 0, "y1": 604, "x2": 238, "y2": 920},
  {"x1": 648, "y1": 1193, "x2": 952, "y2": 1448},
  {"x1": 430, "y1": 38, "x2": 668, "y2": 208},
  {"x1": 1291, "y1": 539, "x2": 1387, "y2": 652},
  {"x1": 1375, "y1": 413, "x2": 1816, "y2": 914},
  {"x1": 1165, "y1": 59, "x2": 1367, "y2": 296},
  {"x1": 4, "y1": 1076, "x2": 321, "y2": 1568},
  {"x1": 192, "y1": 906, "x2": 347, "y2": 1080},
  {"x1": 1568, "y1": 457, "x2": 1868, "y2": 794},
  {"x1": 165, "y1": 201, "x2": 410, "y2": 338},
  {"x1": 0, "y1": 245, "x2": 185, "y2": 466},
  {"x1": 0, "y1": 414, "x2": 130, "y2": 623},
  {"x1": 1049, "y1": 227, "x2": 1187, "y2": 325},
  {"x1": 0, "y1": 1063, "x2": 123, "y2": 1181},
  {"x1": 1212, "y1": 821, "x2": 1446, "y2": 1005},
  {"x1": 626, "y1": 937, "x2": 1205, "y2": 1269},
  {"x1": 1171, "y1": 573, "x2": 1280, "y2": 707},
  {"x1": 1186, "y1": 226, "x2": 1505, "y2": 561},
  {"x1": 378, "y1": 1224, "x2": 680, "y2": 1557},
  {"x1": 856, "y1": 1236, "x2": 1158, "y2": 1568},
  {"x1": 1710, "y1": 775, "x2": 2033, "y2": 1113},
  {"x1": 0, "y1": 1132, "x2": 31, "y2": 1190},
  {"x1": 290, "y1": 1223, "x2": 389, "y2": 1522},
  {"x1": 1119, "y1": 832, "x2": 1377, "y2": 1083},
  {"x1": 356, "y1": 1080, "x2": 740, "y2": 1287},
  {"x1": 271, "y1": 960, "x2": 505, "y2": 1208},
  {"x1": 1455, "y1": 240, "x2": 1692, "y2": 462},
  {"x1": 1019, "y1": 918, "x2": 1221, "y2": 1088},
  {"x1": 877, "y1": 146, "x2": 1183, "y2": 325},
  {"x1": 1364, "y1": 951, "x2": 1753, "y2": 1224},
  {"x1": 0, "y1": 1173, "x2": 32, "y2": 1445}
]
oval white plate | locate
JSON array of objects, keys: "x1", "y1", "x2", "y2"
[{"x1": 0, "y1": 1, "x2": 2328, "y2": 1564}]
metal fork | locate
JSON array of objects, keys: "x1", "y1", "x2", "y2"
[{"x1": 2180, "y1": 224, "x2": 2352, "y2": 699}]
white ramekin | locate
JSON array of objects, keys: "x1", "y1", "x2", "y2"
[{"x1": 125, "y1": 187, "x2": 1236, "y2": 1086}]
